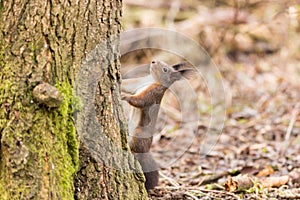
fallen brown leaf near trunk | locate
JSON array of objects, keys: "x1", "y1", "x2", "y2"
[
  {"x1": 224, "y1": 174, "x2": 254, "y2": 192},
  {"x1": 257, "y1": 165, "x2": 274, "y2": 177}
]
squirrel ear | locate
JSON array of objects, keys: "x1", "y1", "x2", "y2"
[
  {"x1": 172, "y1": 62, "x2": 195, "y2": 79},
  {"x1": 178, "y1": 68, "x2": 195, "y2": 79},
  {"x1": 171, "y1": 69, "x2": 194, "y2": 81},
  {"x1": 171, "y1": 62, "x2": 190, "y2": 71}
]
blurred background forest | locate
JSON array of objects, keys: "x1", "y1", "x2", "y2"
[{"x1": 121, "y1": 0, "x2": 300, "y2": 199}]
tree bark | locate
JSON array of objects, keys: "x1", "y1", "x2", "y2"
[{"x1": 0, "y1": 0, "x2": 147, "y2": 199}]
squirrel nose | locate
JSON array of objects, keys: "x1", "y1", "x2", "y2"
[{"x1": 151, "y1": 60, "x2": 157, "y2": 64}]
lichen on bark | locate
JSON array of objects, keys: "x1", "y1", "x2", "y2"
[
  {"x1": 0, "y1": 0, "x2": 79, "y2": 198},
  {"x1": 0, "y1": 75, "x2": 79, "y2": 199}
]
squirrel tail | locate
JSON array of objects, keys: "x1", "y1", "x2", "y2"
[{"x1": 134, "y1": 153, "x2": 159, "y2": 191}]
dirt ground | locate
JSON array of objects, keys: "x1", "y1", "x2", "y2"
[{"x1": 122, "y1": 1, "x2": 300, "y2": 199}]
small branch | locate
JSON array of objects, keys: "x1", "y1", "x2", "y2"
[
  {"x1": 200, "y1": 171, "x2": 229, "y2": 185},
  {"x1": 285, "y1": 102, "x2": 299, "y2": 141},
  {"x1": 157, "y1": 186, "x2": 241, "y2": 200},
  {"x1": 184, "y1": 191, "x2": 200, "y2": 200},
  {"x1": 159, "y1": 171, "x2": 180, "y2": 188},
  {"x1": 190, "y1": 189, "x2": 241, "y2": 200}
]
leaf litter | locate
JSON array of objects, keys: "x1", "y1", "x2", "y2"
[{"x1": 122, "y1": 0, "x2": 300, "y2": 199}]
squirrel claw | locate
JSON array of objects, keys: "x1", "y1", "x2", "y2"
[{"x1": 121, "y1": 94, "x2": 128, "y2": 101}]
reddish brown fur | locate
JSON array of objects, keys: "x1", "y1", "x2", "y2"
[
  {"x1": 122, "y1": 61, "x2": 189, "y2": 191},
  {"x1": 124, "y1": 83, "x2": 167, "y2": 108}
]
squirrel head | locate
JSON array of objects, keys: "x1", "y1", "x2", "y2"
[{"x1": 150, "y1": 60, "x2": 193, "y2": 87}]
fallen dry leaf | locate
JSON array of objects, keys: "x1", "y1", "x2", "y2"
[
  {"x1": 260, "y1": 176, "x2": 290, "y2": 188},
  {"x1": 224, "y1": 174, "x2": 254, "y2": 192},
  {"x1": 257, "y1": 165, "x2": 274, "y2": 177}
]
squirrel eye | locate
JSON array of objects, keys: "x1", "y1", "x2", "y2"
[{"x1": 162, "y1": 67, "x2": 169, "y2": 73}]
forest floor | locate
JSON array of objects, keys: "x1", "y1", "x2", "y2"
[{"x1": 122, "y1": 1, "x2": 300, "y2": 199}]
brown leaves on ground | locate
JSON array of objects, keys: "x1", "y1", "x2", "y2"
[
  {"x1": 257, "y1": 165, "x2": 274, "y2": 177},
  {"x1": 260, "y1": 176, "x2": 290, "y2": 188},
  {"x1": 224, "y1": 174, "x2": 290, "y2": 192},
  {"x1": 122, "y1": 0, "x2": 300, "y2": 199},
  {"x1": 224, "y1": 174, "x2": 254, "y2": 192}
]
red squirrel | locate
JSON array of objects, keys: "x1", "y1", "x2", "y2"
[{"x1": 122, "y1": 60, "x2": 193, "y2": 190}]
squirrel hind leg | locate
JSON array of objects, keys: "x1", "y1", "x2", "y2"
[{"x1": 134, "y1": 153, "x2": 159, "y2": 191}]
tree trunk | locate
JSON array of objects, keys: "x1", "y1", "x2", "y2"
[{"x1": 0, "y1": 0, "x2": 147, "y2": 199}]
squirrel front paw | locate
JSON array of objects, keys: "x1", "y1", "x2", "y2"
[{"x1": 121, "y1": 94, "x2": 129, "y2": 101}]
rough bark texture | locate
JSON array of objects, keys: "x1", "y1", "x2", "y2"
[{"x1": 0, "y1": 0, "x2": 147, "y2": 199}]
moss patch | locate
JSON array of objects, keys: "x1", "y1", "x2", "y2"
[
  {"x1": 55, "y1": 81, "x2": 79, "y2": 167},
  {"x1": 50, "y1": 81, "x2": 79, "y2": 198},
  {"x1": 0, "y1": 79, "x2": 79, "y2": 199}
]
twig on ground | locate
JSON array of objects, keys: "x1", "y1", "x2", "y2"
[
  {"x1": 156, "y1": 186, "x2": 241, "y2": 200},
  {"x1": 285, "y1": 102, "x2": 299, "y2": 141},
  {"x1": 184, "y1": 191, "x2": 200, "y2": 200},
  {"x1": 190, "y1": 189, "x2": 241, "y2": 200},
  {"x1": 200, "y1": 171, "x2": 229, "y2": 185},
  {"x1": 159, "y1": 171, "x2": 180, "y2": 188}
]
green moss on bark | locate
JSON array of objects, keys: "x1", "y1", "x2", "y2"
[
  {"x1": 0, "y1": 76, "x2": 79, "y2": 199},
  {"x1": 49, "y1": 81, "x2": 79, "y2": 199},
  {"x1": 55, "y1": 81, "x2": 79, "y2": 168}
]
